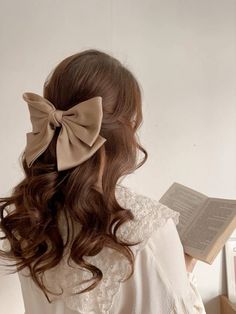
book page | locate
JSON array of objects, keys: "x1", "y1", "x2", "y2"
[
  {"x1": 182, "y1": 198, "x2": 236, "y2": 258},
  {"x1": 159, "y1": 182, "x2": 207, "y2": 237}
]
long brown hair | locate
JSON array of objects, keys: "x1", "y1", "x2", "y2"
[{"x1": 0, "y1": 49, "x2": 148, "y2": 302}]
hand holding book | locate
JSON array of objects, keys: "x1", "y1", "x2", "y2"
[
  {"x1": 159, "y1": 182, "x2": 236, "y2": 264},
  {"x1": 184, "y1": 253, "x2": 197, "y2": 272}
]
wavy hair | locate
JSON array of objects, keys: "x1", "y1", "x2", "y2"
[{"x1": 0, "y1": 49, "x2": 148, "y2": 302}]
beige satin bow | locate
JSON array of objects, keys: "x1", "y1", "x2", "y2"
[{"x1": 22, "y1": 92, "x2": 107, "y2": 171}]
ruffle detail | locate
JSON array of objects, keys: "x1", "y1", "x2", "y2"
[
  {"x1": 115, "y1": 184, "x2": 180, "y2": 254},
  {"x1": 20, "y1": 184, "x2": 180, "y2": 314}
]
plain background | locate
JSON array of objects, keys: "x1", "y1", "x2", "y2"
[{"x1": 0, "y1": 1, "x2": 235, "y2": 313}]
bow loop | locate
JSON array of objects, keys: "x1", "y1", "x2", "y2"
[{"x1": 23, "y1": 92, "x2": 107, "y2": 171}]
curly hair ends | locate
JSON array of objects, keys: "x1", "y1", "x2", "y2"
[{"x1": 0, "y1": 49, "x2": 148, "y2": 302}]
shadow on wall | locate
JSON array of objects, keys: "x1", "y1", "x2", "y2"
[{"x1": 221, "y1": 248, "x2": 228, "y2": 295}]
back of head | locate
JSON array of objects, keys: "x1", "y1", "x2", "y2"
[{"x1": 0, "y1": 49, "x2": 148, "y2": 301}]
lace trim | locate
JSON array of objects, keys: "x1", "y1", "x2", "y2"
[
  {"x1": 21, "y1": 184, "x2": 180, "y2": 313},
  {"x1": 115, "y1": 184, "x2": 180, "y2": 254}
]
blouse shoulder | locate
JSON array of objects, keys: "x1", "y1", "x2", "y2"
[
  {"x1": 20, "y1": 184, "x2": 181, "y2": 314},
  {"x1": 115, "y1": 184, "x2": 180, "y2": 252}
]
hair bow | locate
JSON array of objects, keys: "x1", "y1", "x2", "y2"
[{"x1": 22, "y1": 92, "x2": 107, "y2": 171}]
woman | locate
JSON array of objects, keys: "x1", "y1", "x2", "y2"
[{"x1": 0, "y1": 49, "x2": 206, "y2": 313}]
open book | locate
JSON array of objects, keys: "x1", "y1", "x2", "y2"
[{"x1": 159, "y1": 182, "x2": 236, "y2": 264}]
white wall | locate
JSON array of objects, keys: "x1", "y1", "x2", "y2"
[{"x1": 0, "y1": 1, "x2": 235, "y2": 313}]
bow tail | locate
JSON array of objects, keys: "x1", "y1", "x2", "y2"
[
  {"x1": 25, "y1": 124, "x2": 55, "y2": 167},
  {"x1": 56, "y1": 128, "x2": 106, "y2": 171}
]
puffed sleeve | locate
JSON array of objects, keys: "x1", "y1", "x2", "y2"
[{"x1": 147, "y1": 216, "x2": 206, "y2": 313}]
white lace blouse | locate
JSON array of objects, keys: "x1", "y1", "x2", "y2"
[{"x1": 4, "y1": 184, "x2": 206, "y2": 314}]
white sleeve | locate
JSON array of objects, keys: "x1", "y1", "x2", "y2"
[
  {"x1": 187, "y1": 271, "x2": 206, "y2": 314},
  {"x1": 147, "y1": 217, "x2": 206, "y2": 314}
]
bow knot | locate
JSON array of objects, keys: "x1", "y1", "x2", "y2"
[
  {"x1": 49, "y1": 110, "x2": 64, "y2": 128},
  {"x1": 22, "y1": 92, "x2": 107, "y2": 171}
]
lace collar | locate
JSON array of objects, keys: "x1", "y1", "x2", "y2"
[{"x1": 21, "y1": 184, "x2": 180, "y2": 313}]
